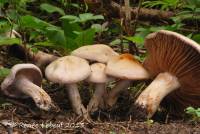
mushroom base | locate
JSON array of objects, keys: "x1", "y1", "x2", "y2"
[
  {"x1": 106, "y1": 80, "x2": 131, "y2": 108},
  {"x1": 14, "y1": 76, "x2": 54, "y2": 111},
  {"x1": 135, "y1": 72, "x2": 180, "y2": 119},
  {"x1": 87, "y1": 83, "x2": 106, "y2": 113},
  {"x1": 65, "y1": 84, "x2": 88, "y2": 117}
]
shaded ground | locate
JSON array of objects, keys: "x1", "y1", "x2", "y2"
[{"x1": 0, "y1": 48, "x2": 200, "y2": 134}]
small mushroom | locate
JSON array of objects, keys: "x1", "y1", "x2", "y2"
[
  {"x1": 105, "y1": 53, "x2": 149, "y2": 107},
  {"x1": 1, "y1": 64, "x2": 54, "y2": 111},
  {"x1": 45, "y1": 56, "x2": 91, "y2": 116},
  {"x1": 86, "y1": 63, "x2": 113, "y2": 113},
  {"x1": 71, "y1": 44, "x2": 119, "y2": 63},
  {"x1": 135, "y1": 30, "x2": 200, "y2": 118}
]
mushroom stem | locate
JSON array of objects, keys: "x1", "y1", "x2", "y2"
[
  {"x1": 135, "y1": 72, "x2": 180, "y2": 118},
  {"x1": 65, "y1": 84, "x2": 87, "y2": 116},
  {"x1": 14, "y1": 76, "x2": 53, "y2": 111},
  {"x1": 106, "y1": 80, "x2": 132, "y2": 107},
  {"x1": 87, "y1": 83, "x2": 106, "y2": 113}
]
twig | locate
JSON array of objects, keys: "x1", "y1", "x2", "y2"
[{"x1": 110, "y1": 1, "x2": 174, "y2": 20}]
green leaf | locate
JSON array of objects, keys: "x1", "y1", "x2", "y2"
[
  {"x1": 45, "y1": 27, "x2": 66, "y2": 48},
  {"x1": 78, "y1": 13, "x2": 104, "y2": 23},
  {"x1": 0, "y1": 37, "x2": 21, "y2": 46},
  {"x1": 20, "y1": 15, "x2": 55, "y2": 31},
  {"x1": 40, "y1": 3, "x2": 65, "y2": 15},
  {"x1": 0, "y1": 67, "x2": 10, "y2": 79},
  {"x1": 74, "y1": 28, "x2": 95, "y2": 49},
  {"x1": 61, "y1": 18, "x2": 81, "y2": 39},
  {"x1": 61, "y1": 13, "x2": 104, "y2": 24},
  {"x1": 192, "y1": 34, "x2": 200, "y2": 44},
  {"x1": 61, "y1": 15, "x2": 79, "y2": 22},
  {"x1": 123, "y1": 36, "x2": 144, "y2": 45},
  {"x1": 0, "y1": 19, "x2": 11, "y2": 34},
  {"x1": 91, "y1": 24, "x2": 107, "y2": 33}
]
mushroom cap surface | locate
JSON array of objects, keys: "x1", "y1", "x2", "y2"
[
  {"x1": 71, "y1": 44, "x2": 119, "y2": 63},
  {"x1": 45, "y1": 56, "x2": 91, "y2": 84},
  {"x1": 86, "y1": 63, "x2": 113, "y2": 83},
  {"x1": 1, "y1": 64, "x2": 42, "y2": 98},
  {"x1": 144, "y1": 30, "x2": 200, "y2": 113},
  {"x1": 105, "y1": 53, "x2": 149, "y2": 80}
]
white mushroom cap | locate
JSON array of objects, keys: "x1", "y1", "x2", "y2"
[
  {"x1": 71, "y1": 44, "x2": 119, "y2": 63},
  {"x1": 1, "y1": 64, "x2": 42, "y2": 98},
  {"x1": 105, "y1": 54, "x2": 149, "y2": 80},
  {"x1": 86, "y1": 63, "x2": 113, "y2": 83},
  {"x1": 45, "y1": 56, "x2": 91, "y2": 84}
]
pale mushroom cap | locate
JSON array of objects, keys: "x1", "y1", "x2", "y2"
[
  {"x1": 45, "y1": 56, "x2": 91, "y2": 84},
  {"x1": 1, "y1": 64, "x2": 42, "y2": 98},
  {"x1": 86, "y1": 63, "x2": 113, "y2": 83},
  {"x1": 71, "y1": 44, "x2": 119, "y2": 63},
  {"x1": 106, "y1": 54, "x2": 149, "y2": 80}
]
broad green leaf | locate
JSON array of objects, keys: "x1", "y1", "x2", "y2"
[
  {"x1": 20, "y1": 15, "x2": 55, "y2": 31},
  {"x1": 0, "y1": 37, "x2": 21, "y2": 46},
  {"x1": 46, "y1": 27, "x2": 66, "y2": 48},
  {"x1": 74, "y1": 28, "x2": 95, "y2": 49},
  {"x1": 61, "y1": 19, "x2": 81, "y2": 39},
  {"x1": 40, "y1": 3, "x2": 65, "y2": 15}
]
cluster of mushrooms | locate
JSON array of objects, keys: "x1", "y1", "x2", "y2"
[{"x1": 1, "y1": 30, "x2": 200, "y2": 120}]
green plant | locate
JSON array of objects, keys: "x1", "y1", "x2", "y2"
[
  {"x1": 143, "y1": 0, "x2": 182, "y2": 10},
  {"x1": 185, "y1": 107, "x2": 200, "y2": 122},
  {"x1": 18, "y1": 12, "x2": 104, "y2": 52}
]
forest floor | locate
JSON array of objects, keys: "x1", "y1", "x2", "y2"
[{"x1": 0, "y1": 48, "x2": 200, "y2": 134}]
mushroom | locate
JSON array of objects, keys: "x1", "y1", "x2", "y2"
[
  {"x1": 86, "y1": 63, "x2": 113, "y2": 113},
  {"x1": 135, "y1": 30, "x2": 200, "y2": 118},
  {"x1": 45, "y1": 56, "x2": 91, "y2": 116},
  {"x1": 9, "y1": 45, "x2": 58, "y2": 71},
  {"x1": 1, "y1": 64, "x2": 54, "y2": 111},
  {"x1": 71, "y1": 44, "x2": 119, "y2": 63},
  {"x1": 105, "y1": 53, "x2": 149, "y2": 108}
]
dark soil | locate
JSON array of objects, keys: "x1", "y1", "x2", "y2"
[{"x1": 0, "y1": 47, "x2": 200, "y2": 134}]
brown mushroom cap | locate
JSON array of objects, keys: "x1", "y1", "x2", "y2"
[
  {"x1": 1, "y1": 64, "x2": 42, "y2": 98},
  {"x1": 45, "y1": 56, "x2": 91, "y2": 84},
  {"x1": 71, "y1": 44, "x2": 119, "y2": 63},
  {"x1": 143, "y1": 30, "x2": 200, "y2": 112},
  {"x1": 106, "y1": 53, "x2": 149, "y2": 80}
]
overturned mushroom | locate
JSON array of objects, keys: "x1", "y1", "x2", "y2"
[
  {"x1": 71, "y1": 44, "x2": 119, "y2": 63},
  {"x1": 45, "y1": 56, "x2": 91, "y2": 117},
  {"x1": 9, "y1": 45, "x2": 58, "y2": 71},
  {"x1": 105, "y1": 54, "x2": 149, "y2": 107},
  {"x1": 135, "y1": 30, "x2": 200, "y2": 119},
  {"x1": 86, "y1": 63, "x2": 113, "y2": 113},
  {"x1": 1, "y1": 64, "x2": 54, "y2": 111}
]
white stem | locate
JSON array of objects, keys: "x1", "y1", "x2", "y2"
[
  {"x1": 106, "y1": 80, "x2": 132, "y2": 107},
  {"x1": 135, "y1": 72, "x2": 180, "y2": 118},
  {"x1": 87, "y1": 83, "x2": 106, "y2": 113},
  {"x1": 66, "y1": 84, "x2": 87, "y2": 116},
  {"x1": 14, "y1": 77, "x2": 53, "y2": 111}
]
